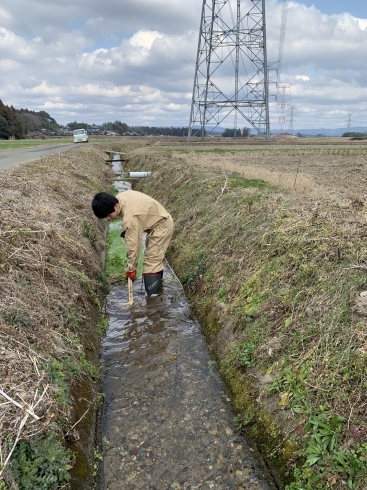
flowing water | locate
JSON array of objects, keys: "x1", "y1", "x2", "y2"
[
  {"x1": 101, "y1": 266, "x2": 274, "y2": 490},
  {"x1": 100, "y1": 153, "x2": 275, "y2": 489}
]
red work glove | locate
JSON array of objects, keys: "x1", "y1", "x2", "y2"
[{"x1": 126, "y1": 270, "x2": 136, "y2": 281}]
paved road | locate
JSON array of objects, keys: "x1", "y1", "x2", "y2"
[{"x1": 0, "y1": 143, "x2": 81, "y2": 170}]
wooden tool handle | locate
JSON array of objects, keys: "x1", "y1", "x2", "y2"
[{"x1": 128, "y1": 277, "x2": 134, "y2": 305}]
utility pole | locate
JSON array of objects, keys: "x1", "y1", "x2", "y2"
[
  {"x1": 289, "y1": 105, "x2": 296, "y2": 134},
  {"x1": 277, "y1": 83, "x2": 291, "y2": 135},
  {"x1": 188, "y1": 0, "x2": 270, "y2": 140},
  {"x1": 347, "y1": 113, "x2": 353, "y2": 131},
  {"x1": 275, "y1": 0, "x2": 290, "y2": 137}
]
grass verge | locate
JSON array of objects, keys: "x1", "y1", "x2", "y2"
[
  {"x1": 128, "y1": 143, "x2": 367, "y2": 490},
  {"x1": 0, "y1": 144, "x2": 113, "y2": 489}
]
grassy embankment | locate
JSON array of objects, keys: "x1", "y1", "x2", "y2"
[
  {"x1": 125, "y1": 143, "x2": 367, "y2": 490},
  {"x1": 0, "y1": 136, "x2": 123, "y2": 151},
  {"x1": 0, "y1": 145, "x2": 114, "y2": 490},
  {"x1": 0, "y1": 138, "x2": 73, "y2": 150}
]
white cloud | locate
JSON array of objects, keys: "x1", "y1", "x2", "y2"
[
  {"x1": 130, "y1": 30, "x2": 164, "y2": 49},
  {"x1": 295, "y1": 75, "x2": 310, "y2": 81},
  {"x1": 0, "y1": 0, "x2": 366, "y2": 130}
]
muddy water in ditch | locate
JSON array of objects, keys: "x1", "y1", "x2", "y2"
[{"x1": 101, "y1": 266, "x2": 274, "y2": 490}]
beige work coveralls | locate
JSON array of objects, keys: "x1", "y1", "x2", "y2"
[{"x1": 115, "y1": 190, "x2": 174, "y2": 274}]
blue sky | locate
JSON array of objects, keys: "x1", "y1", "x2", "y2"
[
  {"x1": 0, "y1": 0, "x2": 366, "y2": 132},
  {"x1": 301, "y1": 1, "x2": 367, "y2": 17}
]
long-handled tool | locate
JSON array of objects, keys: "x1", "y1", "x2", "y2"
[
  {"x1": 119, "y1": 277, "x2": 134, "y2": 306},
  {"x1": 128, "y1": 277, "x2": 133, "y2": 305}
]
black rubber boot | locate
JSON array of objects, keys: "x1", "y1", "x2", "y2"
[{"x1": 143, "y1": 272, "x2": 163, "y2": 296}]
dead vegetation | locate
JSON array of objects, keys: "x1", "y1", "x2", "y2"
[
  {"x1": 2, "y1": 135, "x2": 367, "y2": 489},
  {"x1": 0, "y1": 145, "x2": 112, "y2": 488},
  {"x1": 124, "y1": 136, "x2": 367, "y2": 490}
]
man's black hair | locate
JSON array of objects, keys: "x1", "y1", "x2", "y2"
[{"x1": 92, "y1": 192, "x2": 119, "y2": 219}]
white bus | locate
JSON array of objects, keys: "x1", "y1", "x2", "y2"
[{"x1": 73, "y1": 129, "x2": 89, "y2": 143}]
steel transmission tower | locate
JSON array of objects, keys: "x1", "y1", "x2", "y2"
[
  {"x1": 188, "y1": 0, "x2": 270, "y2": 140},
  {"x1": 347, "y1": 113, "x2": 353, "y2": 131}
]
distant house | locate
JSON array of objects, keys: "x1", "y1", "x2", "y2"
[{"x1": 89, "y1": 124, "x2": 102, "y2": 134}]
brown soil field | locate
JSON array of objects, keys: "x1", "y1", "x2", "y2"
[{"x1": 130, "y1": 135, "x2": 367, "y2": 203}]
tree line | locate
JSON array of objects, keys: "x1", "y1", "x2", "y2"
[
  {"x1": 68, "y1": 121, "x2": 190, "y2": 137},
  {"x1": 341, "y1": 132, "x2": 367, "y2": 139},
  {"x1": 0, "y1": 98, "x2": 251, "y2": 140},
  {"x1": 222, "y1": 128, "x2": 250, "y2": 137},
  {"x1": 0, "y1": 100, "x2": 60, "y2": 139},
  {"x1": 0, "y1": 100, "x2": 25, "y2": 139}
]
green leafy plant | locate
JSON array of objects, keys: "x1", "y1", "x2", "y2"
[
  {"x1": 232, "y1": 341, "x2": 257, "y2": 368},
  {"x1": 218, "y1": 284, "x2": 228, "y2": 299},
  {"x1": 0, "y1": 479, "x2": 8, "y2": 490},
  {"x1": 106, "y1": 226, "x2": 144, "y2": 279},
  {"x1": 229, "y1": 176, "x2": 270, "y2": 189},
  {"x1": 181, "y1": 250, "x2": 207, "y2": 292},
  {"x1": 9, "y1": 432, "x2": 75, "y2": 490},
  {"x1": 83, "y1": 221, "x2": 98, "y2": 247},
  {"x1": 0, "y1": 309, "x2": 34, "y2": 329},
  {"x1": 97, "y1": 315, "x2": 108, "y2": 335}
]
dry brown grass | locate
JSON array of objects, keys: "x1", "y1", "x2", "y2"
[
  {"x1": 0, "y1": 145, "x2": 112, "y2": 485},
  {"x1": 122, "y1": 136, "x2": 367, "y2": 489}
]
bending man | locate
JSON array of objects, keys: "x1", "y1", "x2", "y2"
[{"x1": 92, "y1": 190, "x2": 174, "y2": 296}]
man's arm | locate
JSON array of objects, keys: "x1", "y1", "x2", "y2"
[{"x1": 124, "y1": 217, "x2": 142, "y2": 272}]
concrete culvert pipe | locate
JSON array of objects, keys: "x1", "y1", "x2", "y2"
[{"x1": 129, "y1": 171, "x2": 152, "y2": 178}]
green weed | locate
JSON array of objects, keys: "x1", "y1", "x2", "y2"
[
  {"x1": 61, "y1": 307, "x2": 84, "y2": 331},
  {"x1": 44, "y1": 359, "x2": 73, "y2": 405},
  {"x1": 287, "y1": 414, "x2": 367, "y2": 490},
  {"x1": 217, "y1": 284, "x2": 228, "y2": 300},
  {"x1": 269, "y1": 362, "x2": 310, "y2": 412},
  {"x1": 97, "y1": 315, "x2": 108, "y2": 335},
  {"x1": 229, "y1": 176, "x2": 271, "y2": 189},
  {"x1": 181, "y1": 250, "x2": 207, "y2": 292},
  {"x1": 83, "y1": 221, "x2": 98, "y2": 247},
  {"x1": 8, "y1": 431, "x2": 75, "y2": 490},
  {"x1": 232, "y1": 341, "x2": 257, "y2": 368},
  {"x1": 106, "y1": 225, "x2": 144, "y2": 279},
  {"x1": 0, "y1": 310, "x2": 34, "y2": 329},
  {"x1": 106, "y1": 227, "x2": 127, "y2": 278}
]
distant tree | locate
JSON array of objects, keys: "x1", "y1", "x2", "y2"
[
  {"x1": 189, "y1": 128, "x2": 206, "y2": 137},
  {"x1": 37, "y1": 111, "x2": 58, "y2": 131},
  {"x1": 222, "y1": 128, "x2": 241, "y2": 137},
  {"x1": 12, "y1": 114, "x2": 25, "y2": 139},
  {"x1": 17, "y1": 108, "x2": 59, "y2": 134},
  {"x1": 242, "y1": 127, "x2": 250, "y2": 137},
  {"x1": 19, "y1": 113, "x2": 43, "y2": 132},
  {"x1": 113, "y1": 120, "x2": 129, "y2": 134},
  {"x1": 341, "y1": 132, "x2": 367, "y2": 138},
  {"x1": 0, "y1": 115, "x2": 10, "y2": 139},
  {"x1": 101, "y1": 121, "x2": 129, "y2": 134},
  {"x1": 0, "y1": 101, "x2": 25, "y2": 139},
  {"x1": 67, "y1": 121, "x2": 90, "y2": 131}
]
